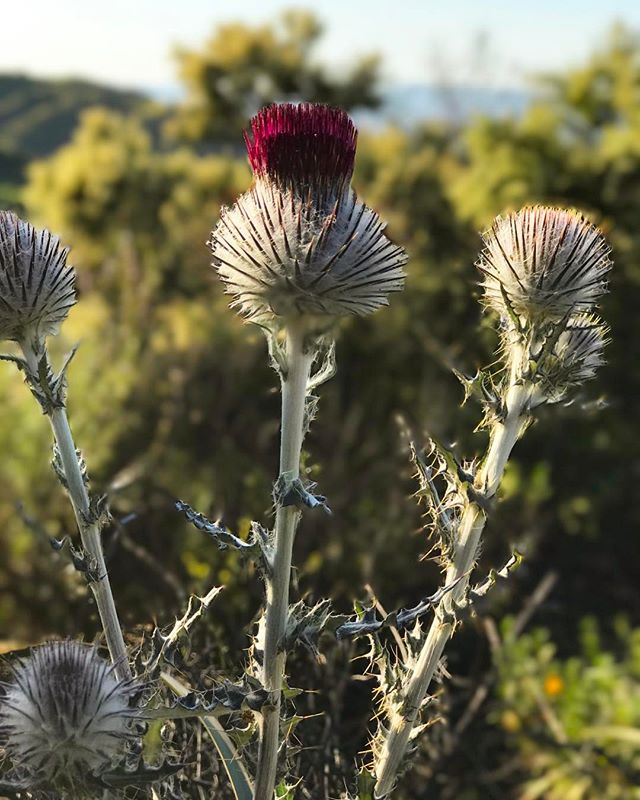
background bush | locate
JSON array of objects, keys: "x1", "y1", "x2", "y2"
[{"x1": 0, "y1": 12, "x2": 638, "y2": 799}]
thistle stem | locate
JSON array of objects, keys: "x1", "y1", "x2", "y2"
[
  {"x1": 254, "y1": 324, "x2": 313, "y2": 800},
  {"x1": 373, "y1": 352, "x2": 529, "y2": 798},
  {"x1": 20, "y1": 341, "x2": 131, "y2": 681}
]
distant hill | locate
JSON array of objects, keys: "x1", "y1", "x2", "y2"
[
  {"x1": 144, "y1": 81, "x2": 533, "y2": 128},
  {"x1": 0, "y1": 73, "x2": 532, "y2": 190},
  {"x1": 0, "y1": 74, "x2": 146, "y2": 184}
]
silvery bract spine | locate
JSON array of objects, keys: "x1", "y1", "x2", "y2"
[
  {"x1": 0, "y1": 642, "x2": 136, "y2": 793},
  {"x1": 0, "y1": 211, "x2": 76, "y2": 346}
]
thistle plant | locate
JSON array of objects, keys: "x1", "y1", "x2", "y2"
[
  {"x1": 0, "y1": 211, "x2": 130, "y2": 681},
  {"x1": 0, "y1": 106, "x2": 614, "y2": 800},
  {"x1": 367, "y1": 206, "x2": 611, "y2": 797},
  {"x1": 208, "y1": 102, "x2": 407, "y2": 800},
  {"x1": 0, "y1": 641, "x2": 138, "y2": 797},
  {"x1": 0, "y1": 214, "x2": 235, "y2": 797}
]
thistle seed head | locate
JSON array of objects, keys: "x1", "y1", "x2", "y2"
[
  {"x1": 209, "y1": 103, "x2": 406, "y2": 326},
  {"x1": 0, "y1": 211, "x2": 76, "y2": 345},
  {"x1": 537, "y1": 314, "x2": 609, "y2": 402},
  {"x1": 478, "y1": 206, "x2": 611, "y2": 325},
  {"x1": 0, "y1": 641, "x2": 136, "y2": 789}
]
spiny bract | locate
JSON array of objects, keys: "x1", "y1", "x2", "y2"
[
  {"x1": 478, "y1": 206, "x2": 611, "y2": 323},
  {"x1": 0, "y1": 211, "x2": 76, "y2": 344},
  {"x1": 0, "y1": 641, "x2": 136, "y2": 790}
]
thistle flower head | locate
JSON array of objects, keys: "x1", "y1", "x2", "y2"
[
  {"x1": 478, "y1": 206, "x2": 611, "y2": 325},
  {"x1": 209, "y1": 103, "x2": 406, "y2": 326},
  {"x1": 0, "y1": 641, "x2": 136, "y2": 790},
  {"x1": 537, "y1": 313, "x2": 609, "y2": 402},
  {"x1": 0, "y1": 211, "x2": 76, "y2": 345},
  {"x1": 244, "y1": 102, "x2": 357, "y2": 192}
]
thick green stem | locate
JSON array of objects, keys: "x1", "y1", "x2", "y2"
[
  {"x1": 254, "y1": 325, "x2": 313, "y2": 800},
  {"x1": 21, "y1": 342, "x2": 131, "y2": 681},
  {"x1": 374, "y1": 353, "x2": 529, "y2": 798}
]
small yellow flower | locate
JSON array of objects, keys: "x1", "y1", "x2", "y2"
[
  {"x1": 500, "y1": 710, "x2": 521, "y2": 732},
  {"x1": 544, "y1": 673, "x2": 564, "y2": 697}
]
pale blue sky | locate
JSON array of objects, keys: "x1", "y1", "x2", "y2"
[{"x1": 3, "y1": 0, "x2": 640, "y2": 91}]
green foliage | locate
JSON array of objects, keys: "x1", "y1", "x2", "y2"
[
  {"x1": 0, "y1": 73, "x2": 147, "y2": 182},
  {"x1": 1, "y1": 12, "x2": 639, "y2": 799},
  {"x1": 168, "y1": 9, "x2": 381, "y2": 143},
  {"x1": 494, "y1": 617, "x2": 640, "y2": 799},
  {"x1": 25, "y1": 107, "x2": 249, "y2": 291}
]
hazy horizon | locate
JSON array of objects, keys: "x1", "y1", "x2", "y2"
[{"x1": 3, "y1": 0, "x2": 640, "y2": 95}]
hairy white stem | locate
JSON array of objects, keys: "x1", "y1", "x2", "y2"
[
  {"x1": 254, "y1": 324, "x2": 313, "y2": 800},
  {"x1": 20, "y1": 341, "x2": 131, "y2": 681},
  {"x1": 374, "y1": 349, "x2": 529, "y2": 798}
]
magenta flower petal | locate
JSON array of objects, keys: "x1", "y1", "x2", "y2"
[{"x1": 244, "y1": 103, "x2": 357, "y2": 190}]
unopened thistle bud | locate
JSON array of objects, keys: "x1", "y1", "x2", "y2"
[
  {"x1": 209, "y1": 103, "x2": 407, "y2": 325},
  {"x1": 478, "y1": 206, "x2": 611, "y2": 324},
  {"x1": 0, "y1": 211, "x2": 76, "y2": 346},
  {"x1": 537, "y1": 313, "x2": 609, "y2": 402},
  {"x1": 0, "y1": 641, "x2": 136, "y2": 790}
]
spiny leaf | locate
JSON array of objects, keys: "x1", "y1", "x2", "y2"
[
  {"x1": 0, "y1": 353, "x2": 27, "y2": 371},
  {"x1": 275, "y1": 779, "x2": 298, "y2": 799},
  {"x1": 356, "y1": 767, "x2": 376, "y2": 799},
  {"x1": 176, "y1": 499, "x2": 272, "y2": 571},
  {"x1": 94, "y1": 758, "x2": 183, "y2": 788},
  {"x1": 282, "y1": 598, "x2": 347, "y2": 654},
  {"x1": 336, "y1": 575, "x2": 466, "y2": 640},
  {"x1": 147, "y1": 679, "x2": 268, "y2": 719},
  {"x1": 161, "y1": 672, "x2": 253, "y2": 800},
  {"x1": 147, "y1": 585, "x2": 223, "y2": 672},
  {"x1": 274, "y1": 474, "x2": 331, "y2": 514},
  {"x1": 452, "y1": 367, "x2": 500, "y2": 412},
  {"x1": 469, "y1": 549, "x2": 523, "y2": 602}
]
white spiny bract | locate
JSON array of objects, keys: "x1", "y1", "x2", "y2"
[
  {"x1": 0, "y1": 211, "x2": 76, "y2": 344},
  {"x1": 478, "y1": 206, "x2": 611, "y2": 324},
  {"x1": 212, "y1": 182, "x2": 405, "y2": 321},
  {"x1": 0, "y1": 641, "x2": 135, "y2": 788},
  {"x1": 537, "y1": 313, "x2": 609, "y2": 402},
  {"x1": 209, "y1": 103, "x2": 406, "y2": 325}
]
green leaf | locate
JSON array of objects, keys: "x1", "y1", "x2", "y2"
[
  {"x1": 357, "y1": 766, "x2": 376, "y2": 799},
  {"x1": 275, "y1": 779, "x2": 296, "y2": 799}
]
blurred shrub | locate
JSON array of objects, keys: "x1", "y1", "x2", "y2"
[
  {"x1": 169, "y1": 9, "x2": 381, "y2": 143},
  {"x1": 494, "y1": 617, "x2": 640, "y2": 799},
  {"x1": 1, "y1": 13, "x2": 640, "y2": 798}
]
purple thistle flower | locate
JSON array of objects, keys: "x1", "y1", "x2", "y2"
[
  {"x1": 209, "y1": 103, "x2": 407, "y2": 325},
  {"x1": 244, "y1": 103, "x2": 357, "y2": 190}
]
